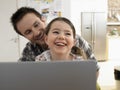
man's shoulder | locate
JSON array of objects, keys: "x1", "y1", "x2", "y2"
[
  {"x1": 23, "y1": 42, "x2": 33, "y2": 51},
  {"x1": 24, "y1": 42, "x2": 40, "y2": 51},
  {"x1": 22, "y1": 42, "x2": 44, "y2": 56},
  {"x1": 75, "y1": 34, "x2": 84, "y2": 41},
  {"x1": 19, "y1": 42, "x2": 37, "y2": 61},
  {"x1": 75, "y1": 34, "x2": 86, "y2": 47}
]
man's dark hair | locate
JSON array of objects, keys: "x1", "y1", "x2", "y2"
[{"x1": 10, "y1": 7, "x2": 42, "y2": 35}]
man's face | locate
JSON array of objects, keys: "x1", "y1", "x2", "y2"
[{"x1": 16, "y1": 13, "x2": 46, "y2": 45}]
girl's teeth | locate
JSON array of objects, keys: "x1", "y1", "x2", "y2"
[{"x1": 56, "y1": 42, "x2": 65, "y2": 46}]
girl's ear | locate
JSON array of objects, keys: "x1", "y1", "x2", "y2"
[
  {"x1": 45, "y1": 36, "x2": 49, "y2": 45},
  {"x1": 73, "y1": 39, "x2": 76, "y2": 46}
]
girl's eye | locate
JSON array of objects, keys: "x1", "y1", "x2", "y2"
[
  {"x1": 65, "y1": 32, "x2": 71, "y2": 36},
  {"x1": 53, "y1": 31, "x2": 59, "y2": 34}
]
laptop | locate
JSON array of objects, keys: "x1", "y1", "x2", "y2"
[{"x1": 0, "y1": 60, "x2": 96, "y2": 90}]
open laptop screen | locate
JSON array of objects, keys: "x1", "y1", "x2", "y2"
[{"x1": 0, "y1": 60, "x2": 96, "y2": 90}]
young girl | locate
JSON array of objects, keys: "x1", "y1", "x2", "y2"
[
  {"x1": 35, "y1": 17, "x2": 83, "y2": 61},
  {"x1": 35, "y1": 17, "x2": 100, "y2": 90}
]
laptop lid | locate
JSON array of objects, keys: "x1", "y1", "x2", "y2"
[{"x1": 0, "y1": 60, "x2": 96, "y2": 90}]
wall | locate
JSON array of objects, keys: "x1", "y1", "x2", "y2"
[
  {"x1": 0, "y1": 0, "x2": 20, "y2": 61},
  {"x1": 61, "y1": 0, "x2": 71, "y2": 19}
]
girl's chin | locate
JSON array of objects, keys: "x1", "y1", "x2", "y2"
[{"x1": 54, "y1": 51, "x2": 66, "y2": 55}]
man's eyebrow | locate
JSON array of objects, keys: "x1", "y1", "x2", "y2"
[{"x1": 33, "y1": 21, "x2": 39, "y2": 25}]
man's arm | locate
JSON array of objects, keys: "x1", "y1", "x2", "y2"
[
  {"x1": 18, "y1": 42, "x2": 36, "y2": 61},
  {"x1": 18, "y1": 42, "x2": 48, "y2": 61},
  {"x1": 75, "y1": 34, "x2": 95, "y2": 59},
  {"x1": 75, "y1": 34, "x2": 100, "y2": 79}
]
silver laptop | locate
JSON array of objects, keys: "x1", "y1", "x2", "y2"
[{"x1": 0, "y1": 60, "x2": 96, "y2": 90}]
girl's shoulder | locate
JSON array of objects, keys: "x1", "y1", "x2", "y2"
[{"x1": 35, "y1": 50, "x2": 51, "y2": 61}]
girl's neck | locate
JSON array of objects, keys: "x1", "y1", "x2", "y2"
[{"x1": 50, "y1": 53, "x2": 73, "y2": 61}]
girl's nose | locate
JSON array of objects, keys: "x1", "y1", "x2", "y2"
[{"x1": 57, "y1": 33, "x2": 65, "y2": 40}]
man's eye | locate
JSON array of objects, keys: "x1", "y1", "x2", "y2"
[
  {"x1": 34, "y1": 23, "x2": 40, "y2": 28},
  {"x1": 34, "y1": 24, "x2": 38, "y2": 27},
  {"x1": 25, "y1": 30, "x2": 32, "y2": 35}
]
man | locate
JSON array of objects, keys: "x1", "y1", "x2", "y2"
[{"x1": 11, "y1": 7, "x2": 96, "y2": 62}]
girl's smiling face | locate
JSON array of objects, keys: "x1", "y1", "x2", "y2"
[{"x1": 45, "y1": 21, "x2": 75, "y2": 55}]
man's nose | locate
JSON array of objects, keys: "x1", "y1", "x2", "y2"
[{"x1": 32, "y1": 28, "x2": 40, "y2": 37}]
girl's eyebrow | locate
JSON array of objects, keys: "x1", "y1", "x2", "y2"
[
  {"x1": 64, "y1": 30, "x2": 71, "y2": 32},
  {"x1": 51, "y1": 28, "x2": 71, "y2": 31},
  {"x1": 51, "y1": 28, "x2": 61, "y2": 31}
]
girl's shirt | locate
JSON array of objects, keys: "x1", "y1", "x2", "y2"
[
  {"x1": 35, "y1": 50, "x2": 98, "y2": 71},
  {"x1": 35, "y1": 50, "x2": 82, "y2": 61}
]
